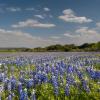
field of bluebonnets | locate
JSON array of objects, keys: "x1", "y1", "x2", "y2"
[{"x1": 0, "y1": 52, "x2": 100, "y2": 100}]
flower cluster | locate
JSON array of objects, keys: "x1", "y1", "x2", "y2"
[{"x1": 0, "y1": 53, "x2": 100, "y2": 99}]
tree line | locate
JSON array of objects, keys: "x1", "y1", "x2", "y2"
[{"x1": 0, "y1": 42, "x2": 100, "y2": 52}]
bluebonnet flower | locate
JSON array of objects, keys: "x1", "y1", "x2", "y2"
[
  {"x1": 82, "y1": 80, "x2": 90, "y2": 93},
  {"x1": 65, "y1": 84, "x2": 70, "y2": 96},
  {"x1": 7, "y1": 92, "x2": 14, "y2": 100},
  {"x1": 86, "y1": 67, "x2": 100, "y2": 79},
  {"x1": 52, "y1": 75, "x2": 59, "y2": 95},
  {"x1": 19, "y1": 75, "x2": 25, "y2": 83},
  {"x1": 19, "y1": 88, "x2": 28, "y2": 100},
  {"x1": 8, "y1": 81, "x2": 11, "y2": 92},
  {"x1": 24, "y1": 88, "x2": 28, "y2": 100},
  {"x1": 7, "y1": 94, "x2": 12, "y2": 100},
  {"x1": 0, "y1": 84, "x2": 4, "y2": 93},
  {"x1": 0, "y1": 73, "x2": 3, "y2": 82},
  {"x1": 18, "y1": 82, "x2": 22, "y2": 92},
  {"x1": 67, "y1": 65, "x2": 73, "y2": 74},
  {"x1": 76, "y1": 69, "x2": 83, "y2": 80},
  {"x1": 95, "y1": 71, "x2": 100, "y2": 79},
  {"x1": 19, "y1": 89, "x2": 25, "y2": 100},
  {"x1": 66, "y1": 75, "x2": 75, "y2": 85},
  {"x1": 10, "y1": 76, "x2": 16, "y2": 90},
  {"x1": 26, "y1": 79, "x2": 33, "y2": 89}
]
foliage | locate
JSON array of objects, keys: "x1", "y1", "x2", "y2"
[{"x1": 0, "y1": 41, "x2": 100, "y2": 52}]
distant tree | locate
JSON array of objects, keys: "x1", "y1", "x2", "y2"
[{"x1": 0, "y1": 41, "x2": 100, "y2": 52}]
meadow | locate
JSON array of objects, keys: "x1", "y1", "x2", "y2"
[{"x1": 0, "y1": 52, "x2": 100, "y2": 100}]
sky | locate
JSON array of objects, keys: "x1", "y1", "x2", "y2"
[{"x1": 0, "y1": 0, "x2": 100, "y2": 48}]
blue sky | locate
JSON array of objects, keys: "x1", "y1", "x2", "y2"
[{"x1": 0, "y1": 0, "x2": 100, "y2": 47}]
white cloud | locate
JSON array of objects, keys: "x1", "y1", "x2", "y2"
[
  {"x1": 12, "y1": 19, "x2": 56, "y2": 28},
  {"x1": 0, "y1": 27, "x2": 99, "y2": 47},
  {"x1": 0, "y1": 28, "x2": 57, "y2": 47},
  {"x1": 62, "y1": 27, "x2": 100, "y2": 45},
  {"x1": 74, "y1": 27, "x2": 100, "y2": 44},
  {"x1": 75, "y1": 27, "x2": 97, "y2": 34},
  {"x1": 64, "y1": 33, "x2": 80, "y2": 38},
  {"x1": 59, "y1": 9, "x2": 92, "y2": 23},
  {"x1": 0, "y1": 28, "x2": 35, "y2": 39},
  {"x1": 6, "y1": 7, "x2": 21, "y2": 12},
  {"x1": 49, "y1": 26, "x2": 100, "y2": 45},
  {"x1": 44, "y1": 7, "x2": 50, "y2": 11},
  {"x1": 34, "y1": 15, "x2": 44, "y2": 19},
  {"x1": 96, "y1": 22, "x2": 100, "y2": 27}
]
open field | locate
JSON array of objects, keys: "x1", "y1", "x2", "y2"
[{"x1": 0, "y1": 52, "x2": 100, "y2": 100}]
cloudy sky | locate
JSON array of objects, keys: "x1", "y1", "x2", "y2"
[{"x1": 0, "y1": 0, "x2": 100, "y2": 48}]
